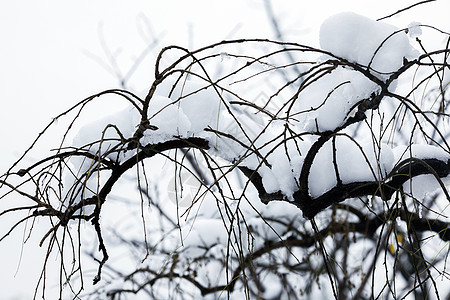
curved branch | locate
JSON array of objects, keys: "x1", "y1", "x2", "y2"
[
  {"x1": 65, "y1": 137, "x2": 211, "y2": 219},
  {"x1": 16, "y1": 150, "x2": 116, "y2": 177},
  {"x1": 295, "y1": 158, "x2": 450, "y2": 219}
]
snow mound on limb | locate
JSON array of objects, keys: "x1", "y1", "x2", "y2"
[
  {"x1": 141, "y1": 94, "x2": 191, "y2": 145},
  {"x1": 157, "y1": 79, "x2": 224, "y2": 133},
  {"x1": 308, "y1": 137, "x2": 394, "y2": 197},
  {"x1": 319, "y1": 12, "x2": 419, "y2": 78},
  {"x1": 293, "y1": 66, "x2": 380, "y2": 132},
  {"x1": 291, "y1": 13, "x2": 420, "y2": 133}
]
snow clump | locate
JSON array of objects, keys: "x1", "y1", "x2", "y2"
[{"x1": 319, "y1": 12, "x2": 419, "y2": 77}]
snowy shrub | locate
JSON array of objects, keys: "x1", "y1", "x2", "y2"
[{"x1": 1, "y1": 6, "x2": 450, "y2": 300}]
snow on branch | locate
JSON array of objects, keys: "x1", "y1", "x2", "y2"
[
  {"x1": 3, "y1": 10, "x2": 450, "y2": 238},
  {"x1": 1, "y1": 11, "x2": 450, "y2": 297}
]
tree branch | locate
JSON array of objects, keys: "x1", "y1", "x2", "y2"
[{"x1": 295, "y1": 158, "x2": 450, "y2": 219}]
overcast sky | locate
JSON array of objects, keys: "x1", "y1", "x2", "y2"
[{"x1": 0, "y1": 1, "x2": 448, "y2": 298}]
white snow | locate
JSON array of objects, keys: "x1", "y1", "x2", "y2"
[
  {"x1": 308, "y1": 138, "x2": 394, "y2": 197},
  {"x1": 73, "y1": 104, "x2": 139, "y2": 156},
  {"x1": 158, "y1": 79, "x2": 224, "y2": 133},
  {"x1": 141, "y1": 94, "x2": 191, "y2": 145},
  {"x1": 393, "y1": 144, "x2": 450, "y2": 163},
  {"x1": 290, "y1": 12, "x2": 421, "y2": 133},
  {"x1": 67, "y1": 104, "x2": 141, "y2": 209},
  {"x1": 402, "y1": 174, "x2": 443, "y2": 204},
  {"x1": 407, "y1": 22, "x2": 422, "y2": 38},
  {"x1": 319, "y1": 12, "x2": 419, "y2": 77},
  {"x1": 293, "y1": 66, "x2": 381, "y2": 132}
]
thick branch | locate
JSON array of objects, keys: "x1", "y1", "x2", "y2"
[
  {"x1": 294, "y1": 158, "x2": 450, "y2": 219},
  {"x1": 238, "y1": 166, "x2": 285, "y2": 203},
  {"x1": 66, "y1": 137, "x2": 211, "y2": 217}
]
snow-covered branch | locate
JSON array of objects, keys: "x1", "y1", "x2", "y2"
[{"x1": 1, "y1": 9, "x2": 450, "y2": 299}]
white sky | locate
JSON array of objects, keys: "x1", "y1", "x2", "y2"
[{"x1": 0, "y1": 0, "x2": 448, "y2": 298}]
